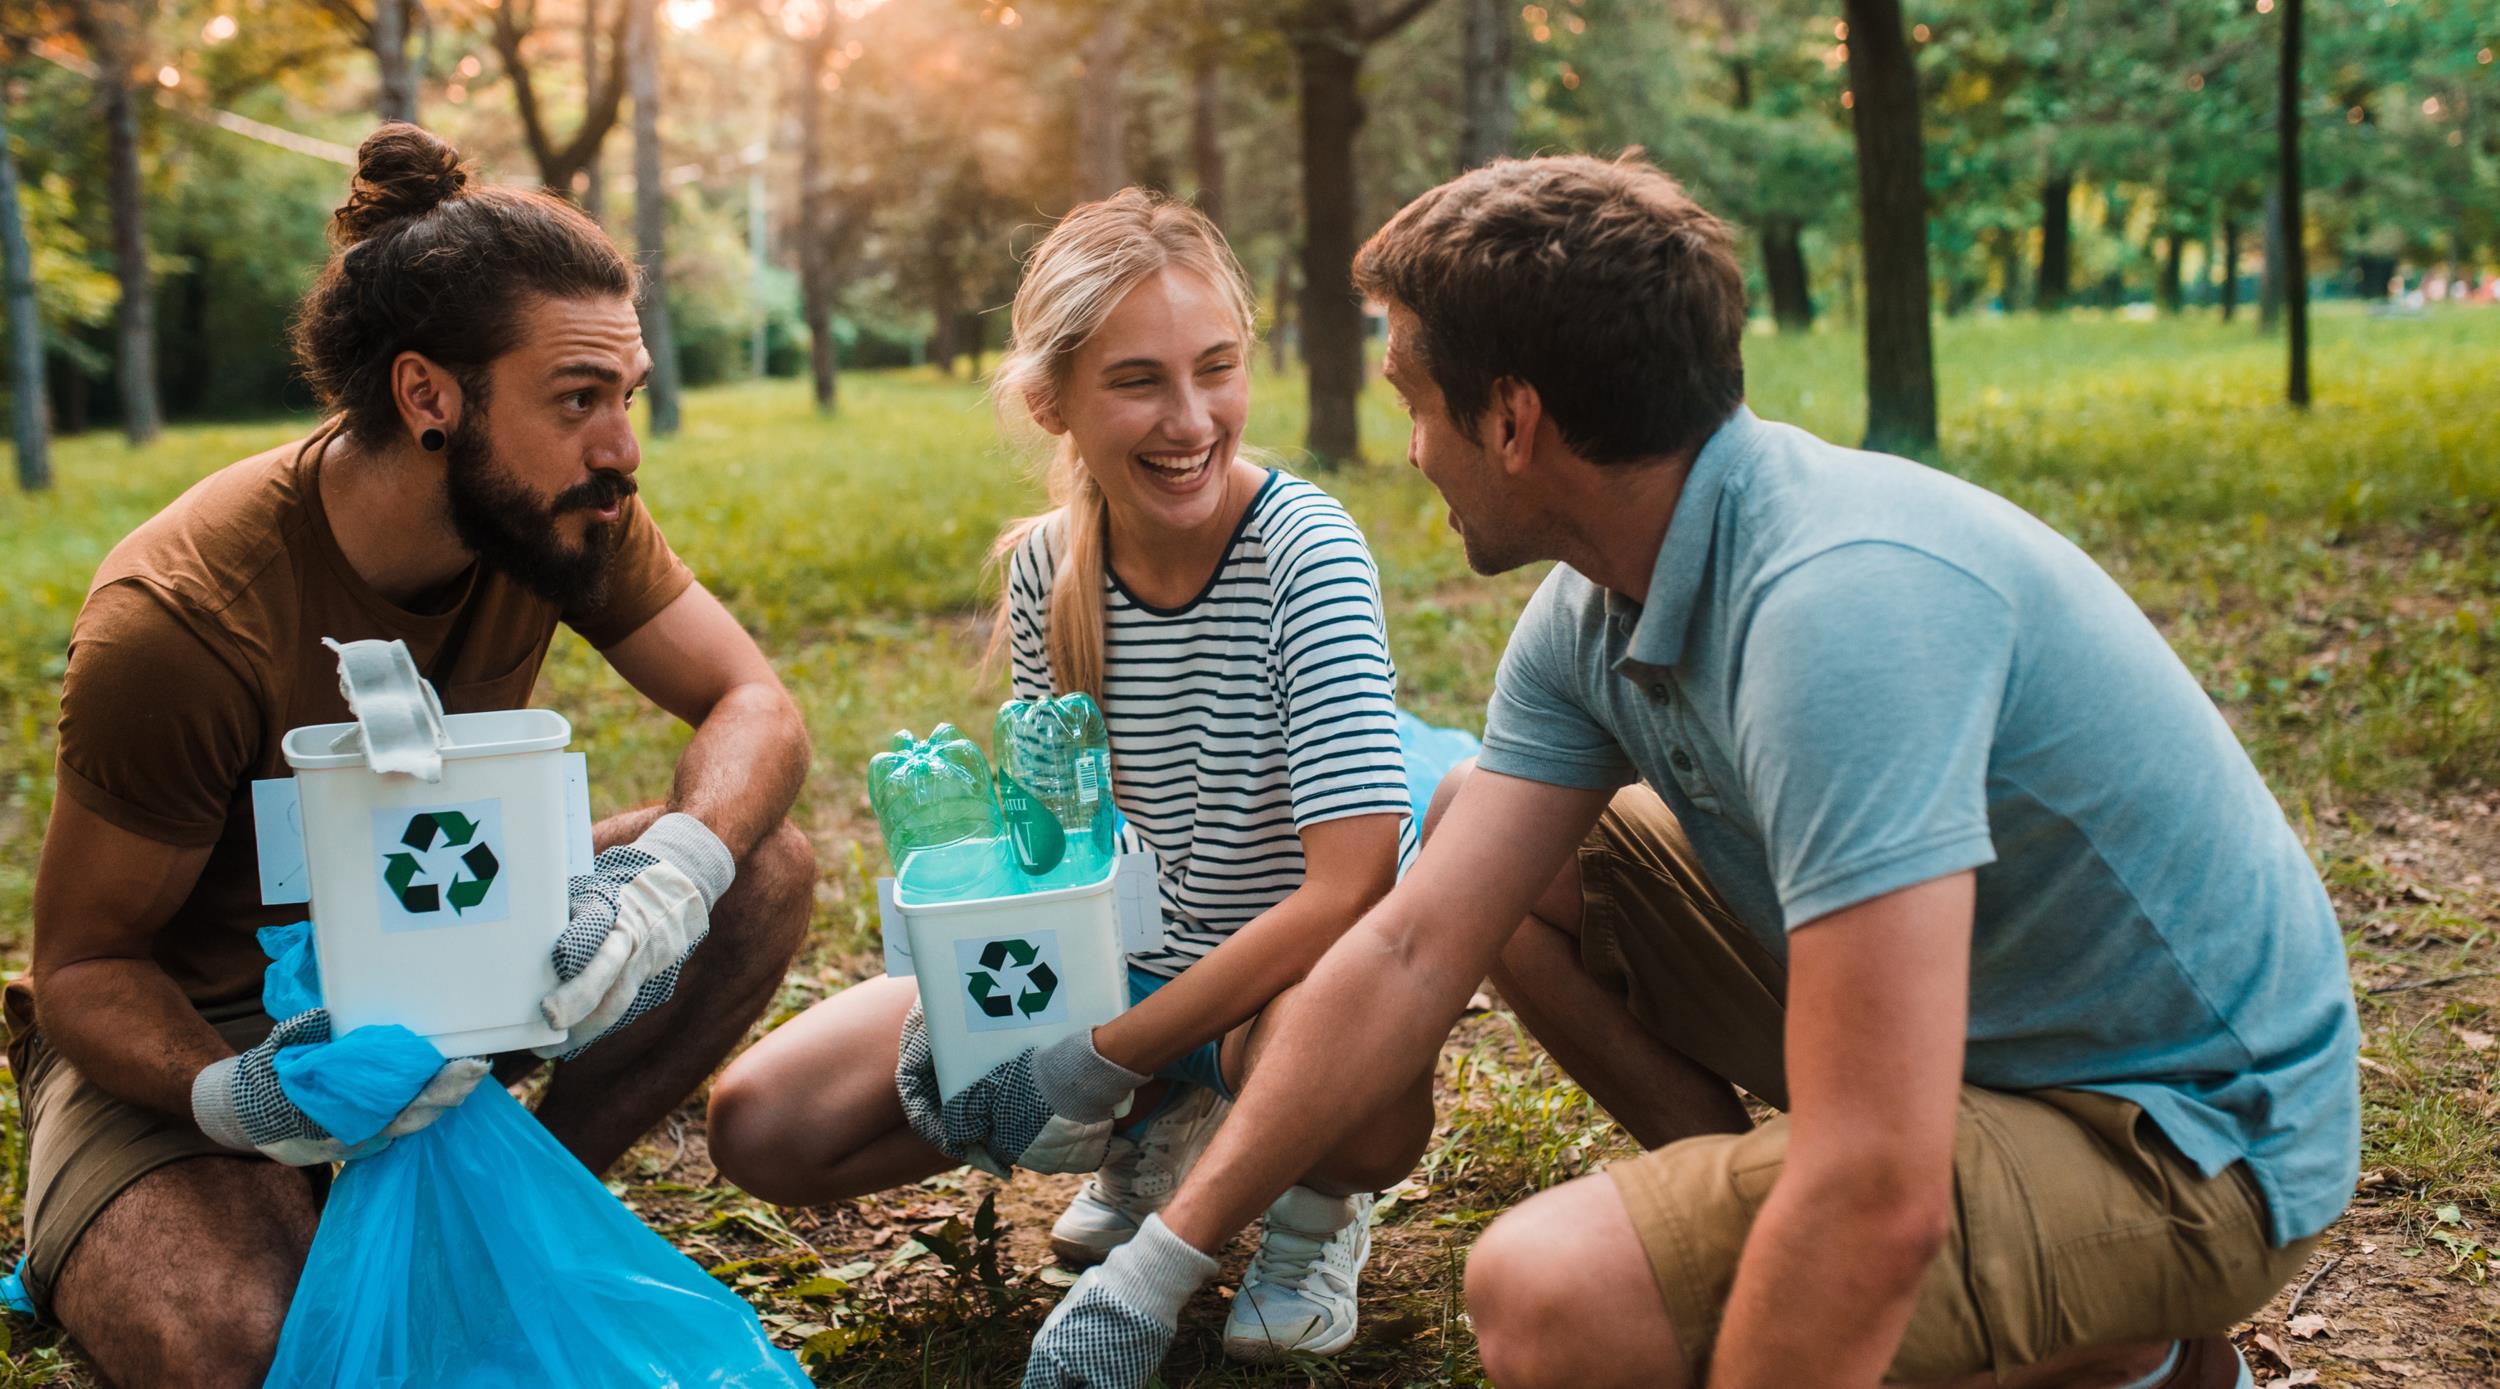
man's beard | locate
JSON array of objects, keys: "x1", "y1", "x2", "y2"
[{"x1": 441, "y1": 410, "x2": 632, "y2": 608}]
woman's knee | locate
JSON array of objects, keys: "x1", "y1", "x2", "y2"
[
  {"x1": 703, "y1": 1052, "x2": 791, "y2": 1191},
  {"x1": 1322, "y1": 1072, "x2": 1437, "y2": 1193},
  {"x1": 708, "y1": 977, "x2": 916, "y2": 1199}
]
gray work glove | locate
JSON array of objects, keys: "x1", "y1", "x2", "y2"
[
  {"x1": 1022, "y1": 1214, "x2": 1217, "y2": 1389},
  {"x1": 536, "y1": 812, "x2": 736, "y2": 1059},
  {"x1": 895, "y1": 1005, "x2": 1146, "y2": 1177},
  {"x1": 190, "y1": 1008, "x2": 491, "y2": 1167}
]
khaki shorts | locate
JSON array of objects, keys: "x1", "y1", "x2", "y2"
[
  {"x1": 4, "y1": 988, "x2": 325, "y2": 1319},
  {"x1": 1578, "y1": 786, "x2": 2317, "y2": 1381}
]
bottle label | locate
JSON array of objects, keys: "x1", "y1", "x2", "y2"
[{"x1": 1077, "y1": 753, "x2": 1101, "y2": 806}]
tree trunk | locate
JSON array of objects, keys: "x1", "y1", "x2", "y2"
[
  {"x1": 930, "y1": 261, "x2": 962, "y2": 376},
  {"x1": 1843, "y1": 0, "x2": 1936, "y2": 459},
  {"x1": 1270, "y1": 247, "x2": 1293, "y2": 375},
  {"x1": 374, "y1": 0, "x2": 418, "y2": 123},
  {"x1": 103, "y1": 74, "x2": 159, "y2": 444},
  {"x1": 53, "y1": 354, "x2": 89, "y2": 436},
  {"x1": 2037, "y1": 170, "x2": 2072, "y2": 311},
  {"x1": 1075, "y1": 9, "x2": 1128, "y2": 203},
  {"x1": 1458, "y1": 0, "x2": 1513, "y2": 170},
  {"x1": 492, "y1": 0, "x2": 627, "y2": 196},
  {"x1": 3, "y1": 93, "x2": 49, "y2": 490},
  {"x1": 2260, "y1": 185, "x2": 2284, "y2": 332},
  {"x1": 580, "y1": 0, "x2": 605, "y2": 219},
  {"x1": 1995, "y1": 227, "x2": 2023, "y2": 310},
  {"x1": 2278, "y1": 0, "x2": 2307, "y2": 407},
  {"x1": 2158, "y1": 232, "x2": 2184, "y2": 313},
  {"x1": 1762, "y1": 217, "x2": 1813, "y2": 332},
  {"x1": 1190, "y1": 52, "x2": 1225, "y2": 226},
  {"x1": 627, "y1": 0, "x2": 680, "y2": 435},
  {"x1": 796, "y1": 29, "x2": 837, "y2": 413},
  {"x1": 1296, "y1": 1, "x2": 1366, "y2": 467},
  {"x1": 2220, "y1": 215, "x2": 2240, "y2": 322}
]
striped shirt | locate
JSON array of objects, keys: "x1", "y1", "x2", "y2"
[{"x1": 1006, "y1": 469, "x2": 1416, "y2": 980}]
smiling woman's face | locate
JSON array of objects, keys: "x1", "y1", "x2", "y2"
[{"x1": 1048, "y1": 267, "x2": 1252, "y2": 540}]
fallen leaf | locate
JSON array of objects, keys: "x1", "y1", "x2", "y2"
[
  {"x1": 2381, "y1": 1361, "x2": 2421, "y2": 1379},
  {"x1": 2281, "y1": 1371, "x2": 2319, "y2": 1387},
  {"x1": 2454, "y1": 1027, "x2": 2494, "y2": 1053},
  {"x1": 2249, "y1": 1332, "x2": 2293, "y2": 1371},
  {"x1": 2287, "y1": 1313, "x2": 2329, "y2": 1339}
]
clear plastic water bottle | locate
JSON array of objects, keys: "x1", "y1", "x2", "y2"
[
  {"x1": 993, "y1": 694, "x2": 1120, "y2": 886},
  {"x1": 866, "y1": 725, "x2": 1015, "y2": 901}
]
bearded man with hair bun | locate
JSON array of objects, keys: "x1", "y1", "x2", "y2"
[{"x1": 12, "y1": 124, "x2": 815, "y2": 1387}]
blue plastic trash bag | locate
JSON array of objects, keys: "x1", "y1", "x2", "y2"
[
  {"x1": 258, "y1": 923, "x2": 809, "y2": 1389},
  {"x1": 1395, "y1": 709, "x2": 1482, "y2": 824}
]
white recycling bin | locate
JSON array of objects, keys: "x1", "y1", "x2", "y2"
[
  {"x1": 277, "y1": 638, "x2": 572, "y2": 1055},
  {"x1": 881, "y1": 850, "x2": 1163, "y2": 1101}
]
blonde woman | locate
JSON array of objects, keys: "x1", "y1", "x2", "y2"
[{"x1": 708, "y1": 190, "x2": 1434, "y2": 1362}]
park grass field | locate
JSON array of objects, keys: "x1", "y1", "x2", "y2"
[{"x1": 0, "y1": 305, "x2": 2494, "y2": 1385}]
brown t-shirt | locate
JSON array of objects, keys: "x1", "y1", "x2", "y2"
[{"x1": 37, "y1": 430, "x2": 693, "y2": 1012}]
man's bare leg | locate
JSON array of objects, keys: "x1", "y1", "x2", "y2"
[
  {"x1": 529, "y1": 808, "x2": 817, "y2": 1174},
  {"x1": 1463, "y1": 1170, "x2": 2176, "y2": 1389},
  {"x1": 1222, "y1": 986, "x2": 1436, "y2": 1199},
  {"x1": 49, "y1": 1156, "x2": 322, "y2": 1389},
  {"x1": 1428, "y1": 762, "x2": 1751, "y2": 1148}
]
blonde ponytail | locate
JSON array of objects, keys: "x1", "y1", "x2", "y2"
[
  {"x1": 987, "y1": 436, "x2": 1110, "y2": 698},
  {"x1": 984, "y1": 189, "x2": 1259, "y2": 700}
]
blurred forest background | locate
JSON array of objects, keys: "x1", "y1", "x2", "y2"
[{"x1": 3, "y1": 0, "x2": 2495, "y2": 482}]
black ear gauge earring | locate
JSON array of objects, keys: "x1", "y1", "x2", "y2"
[{"x1": 419, "y1": 428, "x2": 446, "y2": 451}]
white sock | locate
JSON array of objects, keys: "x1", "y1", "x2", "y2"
[{"x1": 2110, "y1": 1341, "x2": 2184, "y2": 1389}]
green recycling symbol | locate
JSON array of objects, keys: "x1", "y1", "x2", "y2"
[
  {"x1": 382, "y1": 810, "x2": 501, "y2": 915},
  {"x1": 965, "y1": 937, "x2": 1059, "y2": 1020}
]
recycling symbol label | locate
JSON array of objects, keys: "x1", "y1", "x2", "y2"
[
  {"x1": 370, "y1": 800, "x2": 510, "y2": 933},
  {"x1": 952, "y1": 930, "x2": 1067, "y2": 1033}
]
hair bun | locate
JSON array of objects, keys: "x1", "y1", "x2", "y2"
[{"x1": 333, "y1": 122, "x2": 470, "y2": 245}]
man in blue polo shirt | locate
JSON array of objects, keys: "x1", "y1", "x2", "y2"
[{"x1": 1018, "y1": 156, "x2": 2358, "y2": 1389}]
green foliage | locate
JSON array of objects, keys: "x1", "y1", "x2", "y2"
[{"x1": 1421, "y1": 1017, "x2": 1625, "y2": 1204}]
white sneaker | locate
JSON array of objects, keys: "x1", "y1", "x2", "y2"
[
  {"x1": 1048, "y1": 1084, "x2": 1228, "y2": 1268},
  {"x1": 1221, "y1": 1187, "x2": 1374, "y2": 1362}
]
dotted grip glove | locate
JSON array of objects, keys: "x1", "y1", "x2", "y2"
[
  {"x1": 536, "y1": 813, "x2": 736, "y2": 1060},
  {"x1": 190, "y1": 1008, "x2": 490, "y2": 1167},
  {"x1": 1021, "y1": 1214, "x2": 1217, "y2": 1389}
]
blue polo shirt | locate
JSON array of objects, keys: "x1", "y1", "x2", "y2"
[{"x1": 1476, "y1": 406, "x2": 2359, "y2": 1245}]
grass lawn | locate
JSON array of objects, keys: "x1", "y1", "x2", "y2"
[{"x1": 0, "y1": 304, "x2": 2494, "y2": 1385}]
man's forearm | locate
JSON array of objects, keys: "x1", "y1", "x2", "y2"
[
  {"x1": 35, "y1": 958, "x2": 238, "y2": 1120},
  {"x1": 664, "y1": 682, "x2": 808, "y2": 860},
  {"x1": 1705, "y1": 1173, "x2": 1948, "y2": 1389},
  {"x1": 1158, "y1": 917, "x2": 1477, "y2": 1250}
]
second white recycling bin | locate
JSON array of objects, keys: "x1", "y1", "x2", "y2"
[
  {"x1": 280, "y1": 638, "x2": 572, "y2": 1055},
  {"x1": 881, "y1": 850, "x2": 1163, "y2": 1101}
]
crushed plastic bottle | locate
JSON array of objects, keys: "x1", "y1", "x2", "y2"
[
  {"x1": 993, "y1": 694, "x2": 1120, "y2": 886},
  {"x1": 866, "y1": 725, "x2": 1015, "y2": 901}
]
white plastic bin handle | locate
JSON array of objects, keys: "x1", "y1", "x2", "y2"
[{"x1": 321, "y1": 637, "x2": 451, "y2": 783}]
